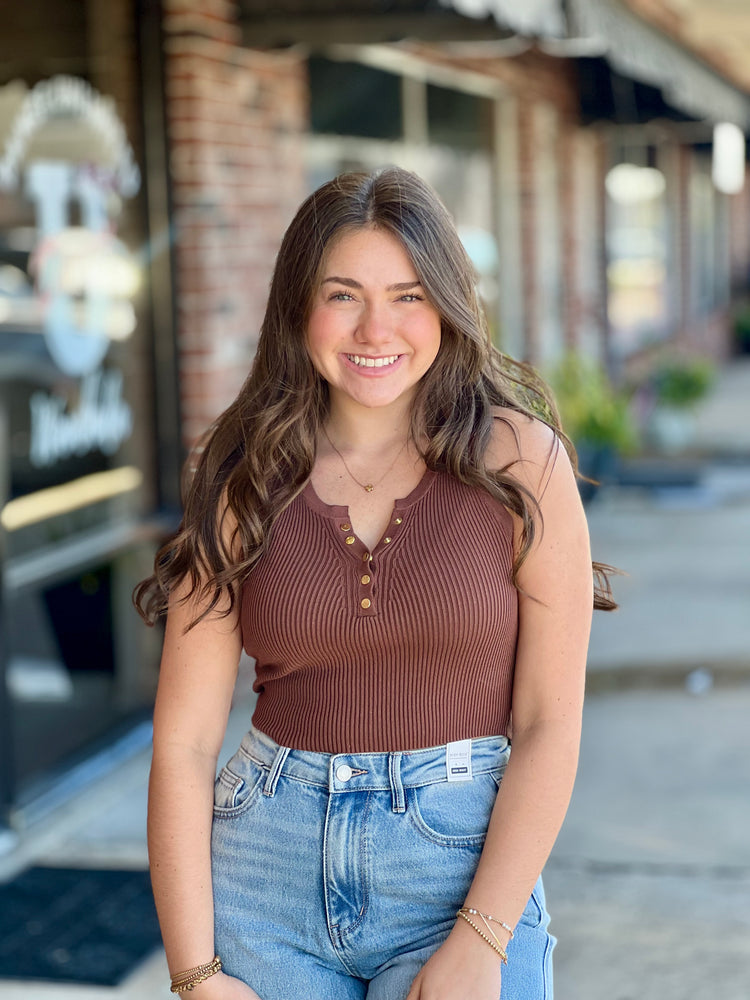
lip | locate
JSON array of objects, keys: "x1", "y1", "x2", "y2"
[{"x1": 341, "y1": 353, "x2": 405, "y2": 375}]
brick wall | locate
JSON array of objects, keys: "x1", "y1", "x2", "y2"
[
  {"x1": 562, "y1": 127, "x2": 609, "y2": 363},
  {"x1": 162, "y1": 0, "x2": 308, "y2": 448},
  {"x1": 517, "y1": 96, "x2": 540, "y2": 364}
]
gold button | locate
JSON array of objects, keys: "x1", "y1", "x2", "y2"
[
  {"x1": 362, "y1": 552, "x2": 371, "y2": 562},
  {"x1": 340, "y1": 523, "x2": 351, "y2": 531},
  {"x1": 394, "y1": 517, "x2": 403, "y2": 525},
  {"x1": 360, "y1": 598, "x2": 371, "y2": 609},
  {"x1": 383, "y1": 537, "x2": 392, "y2": 544},
  {"x1": 345, "y1": 536, "x2": 355, "y2": 545},
  {"x1": 361, "y1": 574, "x2": 371, "y2": 585}
]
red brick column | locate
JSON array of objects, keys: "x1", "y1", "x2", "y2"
[
  {"x1": 593, "y1": 132, "x2": 611, "y2": 366},
  {"x1": 517, "y1": 98, "x2": 539, "y2": 364},
  {"x1": 559, "y1": 122, "x2": 578, "y2": 352},
  {"x1": 676, "y1": 144, "x2": 692, "y2": 334},
  {"x1": 162, "y1": 0, "x2": 308, "y2": 448}
]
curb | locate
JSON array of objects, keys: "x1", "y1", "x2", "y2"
[{"x1": 585, "y1": 658, "x2": 750, "y2": 694}]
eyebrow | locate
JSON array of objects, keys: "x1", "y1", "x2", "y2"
[{"x1": 321, "y1": 276, "x2": 423, "y2": 292}]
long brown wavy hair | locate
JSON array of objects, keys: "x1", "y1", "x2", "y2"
[{"x1": 134, "y1": 167, "x2": 616, "y2": 626}]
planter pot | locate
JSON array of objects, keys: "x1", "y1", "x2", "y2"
[
  {"x1": 576, "y1": 442, "x2": 618, "y2": 503},
  {"x1": 648, "y1": 407, "x2": 696, "y2": 455}
]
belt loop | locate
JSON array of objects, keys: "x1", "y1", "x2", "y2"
[
  {"x1": 263, "y1": 745, "x2": 291, "y2": 797},
  {"x1": 389, "y1": 751, "x2": 405, "y2": 814}
]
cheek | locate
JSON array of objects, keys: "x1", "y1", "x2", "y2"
[{"x1": 304, "y1": 314, "x2": 327, "y2": 359}]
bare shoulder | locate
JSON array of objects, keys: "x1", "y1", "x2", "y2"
[{"x1": 486, "y1": 405, "x2": 567, "y2": 498}]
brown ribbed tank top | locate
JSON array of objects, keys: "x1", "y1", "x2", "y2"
[{"x1": 241, "y1": 470, "x2": 518, "y2": 753}]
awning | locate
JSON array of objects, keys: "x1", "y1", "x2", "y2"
[
  {"x1": 568, "y1": 0, "x2": 750, "y2": 128},
  {"x1": 438, "y1": 0, "x2": 565, "y2": 38},
  {"x1": 238, "y1": 0, "x2": 565, "y2": 47},
  {"x1": 237, "y1": 0, "x2": 750, "y2": 127}
]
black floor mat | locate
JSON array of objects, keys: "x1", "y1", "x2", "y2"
[{"x1": 0, "y1": 866, "x2": 161, "y2": 985}]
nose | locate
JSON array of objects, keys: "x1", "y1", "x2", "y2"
[{"x1": 355, "y1": 302, "x2": 394, "y2": 347}]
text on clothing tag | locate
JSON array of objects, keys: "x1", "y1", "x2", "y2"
[{"x1": 446, "y1": 740, "x2": 473, "y2": 782}]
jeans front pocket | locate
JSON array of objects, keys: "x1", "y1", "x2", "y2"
[
  {"x1": 517, "y1": 877, "x2": 548, "y2": 930},
  {"x1": 213, "y1": 749, "x2": 265, "y2": 819},
  {"x1": 408, "y1": 769, "x2": 502, "y2": 847}
]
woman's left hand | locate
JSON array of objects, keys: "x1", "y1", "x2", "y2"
[{"x1": 405, "y1": 921, "x2": 504, "y2": 1000}]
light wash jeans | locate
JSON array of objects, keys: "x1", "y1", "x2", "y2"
[{"x1": 211, "y1": 726, "x2": 554, "y2": 999}]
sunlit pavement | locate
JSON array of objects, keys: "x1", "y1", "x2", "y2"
[
  {"x1": 0, "y1": 704, "x2": 256, "y2": 999},
  {"x1": 586, "y1": 463, "x2": 750, "y2": 686},
  {"x1": 547, "y1": 685, "x2": 750, "y2": 1000}
]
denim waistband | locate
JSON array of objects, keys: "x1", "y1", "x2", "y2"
[{"x1": 237, "y1": 725, "x2": 510, "y2": 808}]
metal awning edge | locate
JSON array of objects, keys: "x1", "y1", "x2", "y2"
[
  {"x1": 568, "y1": 0, "x2": 750, "y2": 128},
  {"x1": 439, "y1": 0, "x2": 567, "y2": 38}
]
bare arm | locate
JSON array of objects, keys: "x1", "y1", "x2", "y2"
[
  {"x1": 408, "y1": 413, "x2": 593, "y2": 999},
  {"x1": 465, "y1": 413, "x2": 592, "y2": 919},
  {"x1": 148, "y1": 582, "x2": 260, "y2": 997}
]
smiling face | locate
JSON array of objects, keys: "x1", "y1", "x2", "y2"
[{"x1": 305, "y1": 226, "x2": 442, "y2": 414}]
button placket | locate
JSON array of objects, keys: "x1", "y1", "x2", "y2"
[
  {"x1": 366, "y1": 510, "x2": 406, "y2": 609},
  {"x1": 333, "y1": 509, "x2": 410, "y2": 617},
  {"x1": 332, "y1": 521, "x2": 376, "y2": 616},
  {"x1": 336, "y1": 520, "x2": 365, "y2": 560},
  {"x1": 357, "y1": 549, "x2": 376, "y2": 616}
]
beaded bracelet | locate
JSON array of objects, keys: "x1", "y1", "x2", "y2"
[
  {"x1": 170, "y1": 954, "x2": 222, "y2": 993},
  {"x1": 457, "y1": 907, "x2": 514, "y2": 941},
  {"x1": 456, "y1": 907, "x2": 514, "y2": 966}
]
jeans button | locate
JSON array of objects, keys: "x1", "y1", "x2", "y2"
[{"x1": 336, "y1": 763, "x2": 353, "y2": 782}]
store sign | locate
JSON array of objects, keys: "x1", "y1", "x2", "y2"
[
  {"x1": 0, "y1": 76, "x2": 141, "y2": 469},
  {"x1": 29, "y1": 370, "x2": 133, "y2": 468}
]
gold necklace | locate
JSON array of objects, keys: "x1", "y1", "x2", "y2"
[{"x1": 323, "y1": 427, "x2": 409, "y2": 493}]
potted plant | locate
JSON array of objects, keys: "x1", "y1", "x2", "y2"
[
  {"x1": 549, "y1": 352, "x2": 637, "y2": 501},
  {"x1": 647, "y1": 356, "x2": 715, "y2": 453}
]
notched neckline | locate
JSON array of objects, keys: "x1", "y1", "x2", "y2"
[{"x1": 301, "y1": 468, "x2": 437, "y2": 519}]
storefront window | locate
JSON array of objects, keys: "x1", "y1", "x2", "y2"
[
  {"x1": 690, "y1": 155, "x2": 729, "y2": 317},
  {"x1": 0, "y1": 76, "x2": 160, "y2": 813},
  {"x1": 605, "y1": 158, "x2": 669, "y2": 356},
  {"x1": 309, "y1": 57, "x2": 403, "y2": 140},
  {"x1": 426, "y1": 83, "x2": 492, "y2": 151}
]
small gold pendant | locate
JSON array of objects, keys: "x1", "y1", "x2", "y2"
[{"x1": 364, "y1": 484, "x2": 374, "y2": 492}]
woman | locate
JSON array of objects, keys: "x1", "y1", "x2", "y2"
[{"x1": 136, "y1": 167, "x2": 615, "y2": 1000}]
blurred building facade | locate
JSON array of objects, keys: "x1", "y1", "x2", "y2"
[{"x1": 1, "y1": 0, "x2": 750, "y2": 826}]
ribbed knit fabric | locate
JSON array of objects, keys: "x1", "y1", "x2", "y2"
[{"x1": 241, "y1": 470, "x2": 518, "y2": 753}]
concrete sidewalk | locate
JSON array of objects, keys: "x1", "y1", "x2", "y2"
[
  {"x1": 690, "y1": 356, "x2": 750, "y2": 457},
  {"x1": 0, "y1": 702, "x2": 257, "y2": 1000},
  {"x1": 586, "y1": 461, "x2": 750, "y2": 688},
  {"x1": 546, "y1": 685, "x2": 750, "y2": 1000}
]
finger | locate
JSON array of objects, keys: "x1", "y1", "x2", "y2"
[{"x1": 404, "y1": 976, "x2": 422, "y2": 1000}]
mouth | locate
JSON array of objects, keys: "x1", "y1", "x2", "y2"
[{"x1": 345, "y1": 354, "x2": 401, "y2": 369}]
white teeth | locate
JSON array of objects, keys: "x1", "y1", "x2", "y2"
[{"x1": 347, "y1": 354, "x2": 400, "y2": 368}]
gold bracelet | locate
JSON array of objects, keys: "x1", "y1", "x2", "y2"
[
  {"x1": 457, "y1": 907, "x2": 514, "y2": 940},
  {"x1": 170, "y1": 955, "x2": 222, "y2": 993},
  {"x1": 456, "y1": 910, "x2": 508, "y2": 965}
]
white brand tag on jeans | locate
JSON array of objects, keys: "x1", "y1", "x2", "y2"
[{"x1": 446, "y1": 739, "x2": 473, "y2": 782}]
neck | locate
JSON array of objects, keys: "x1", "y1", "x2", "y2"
[{"x1": 325, "y1": 394, "x2": 412, "y2": 449}]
